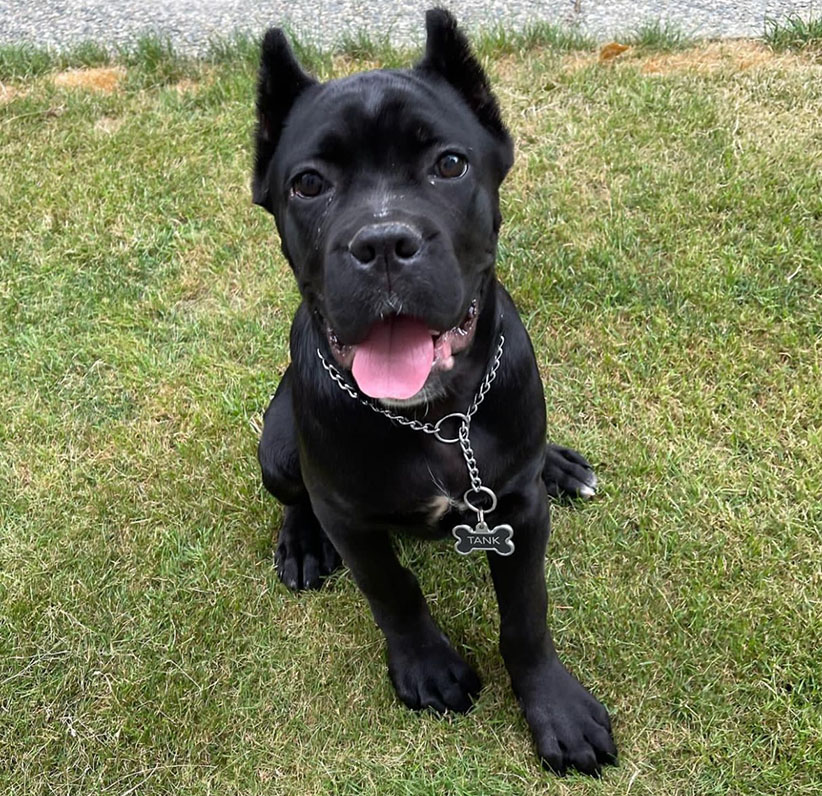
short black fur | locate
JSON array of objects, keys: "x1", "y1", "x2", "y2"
[
  {"x1": 252, "y1": 28, "x2": 318, "y2": 210},
  {"x1": 416, "y1": 9, "x2": 512, "y2": 152},
  {"x1": 252, "y1": 9, "x2": 616, "y2": 777}
]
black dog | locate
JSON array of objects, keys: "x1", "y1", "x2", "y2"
[{"x1": 253, "y1": 9, "x2": 616, "y2": 776}]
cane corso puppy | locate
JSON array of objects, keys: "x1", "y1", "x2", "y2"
[{"x1": 252, "y1": 8, "x2": 616, "y2": 776}]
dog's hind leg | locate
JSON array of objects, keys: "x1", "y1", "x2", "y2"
[
  {"x1": 258, "y1": 365, "x2": 342, "y2": 590},
  {"x1": 542, "y1": 444, "x2": 598, "y2": 500}
]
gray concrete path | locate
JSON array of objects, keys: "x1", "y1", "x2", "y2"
[{"x1": 0, "y1": 1, "x2": 819, "y2": 54}]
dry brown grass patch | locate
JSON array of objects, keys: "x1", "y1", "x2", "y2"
[
  {"x1": 561, "y1": 51, "x2": 601, "y2": 73},
  {"x1": 93, "y1": 116, "x2": 123, "y2": 135},
  {"x1": 639, "y1": 40, "x2": 815, "y2": 74},
  {"x1": 561, "y1": 40, "x2": 822, "y2": 76},
  {"x1": 0, "y1": 81, "x2": 24, "y2": 104},
  {"x1": 331, "y1": 54, "x2": 382, "y2": 77},
  {"x1": 52, "y1": 65, "x2": 125, "y2": 92},
  {"x1": 173, "y1": 77, "x2": 200, "y2": 95},
  {"x1": 488, "y1": 53, "x2": 534, "y2": 84}
]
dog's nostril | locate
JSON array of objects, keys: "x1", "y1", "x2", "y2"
[
  {"x1": 350, "y1": 241, "x2": 376, "y2": 264},
  {"x1": 395, "y1": 233, "x2": 421, "y2": 259}
]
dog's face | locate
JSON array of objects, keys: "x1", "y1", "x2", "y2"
[{"x1": 253, "y1": 10, "x2": 513, "y2": 403}]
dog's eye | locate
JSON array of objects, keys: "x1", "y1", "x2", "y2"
[
  {"x1": 435, "y1": 153, "x2": 468, "y2": 179},
  {"x1": 291, "y1": 171, "x2": 327, "y2": 198}
]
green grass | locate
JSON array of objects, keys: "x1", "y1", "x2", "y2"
[
  {"x1": 336, "y1": 29, "x2": 409, "y2": 68},
  {"x1": 473, "y1": 21, "x2": 596, "y2": 57},
  {"x1": 624, "y1": 19, "x2": 694, "y2": 51},
  {"x1": 0, "y1": 22, "x2": 597, "y2": 83},
  {"x1": 2, "y1": 30, "x2": 822, "y2": 796},
  {"x1": 0, "y1": 39, "x2": 111, "y2": 79},
  {"x1": 764, "y1": 13, "x2": 822, "y2": 57},
  {"x1": 0, "y1": 34, "x2": 193, "y2": 84}
]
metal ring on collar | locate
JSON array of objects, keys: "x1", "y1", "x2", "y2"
[
  {"x1": 433, "y1": 412, "x2": 468, "y2": 443},
  {"x1": 463, "y1": 486, "x2": 498, "y2": 514}
]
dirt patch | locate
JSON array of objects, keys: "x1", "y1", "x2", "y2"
[{"x1": 53, "y1": 66, "x2": 125, "y2": 92}]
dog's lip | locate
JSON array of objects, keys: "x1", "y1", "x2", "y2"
[
  {"x1": 324, "y1": 299, "x2": 478, "y2": 372},
  {"x1": 429, "y1": 298, "x2": 477, "y2": 340}
]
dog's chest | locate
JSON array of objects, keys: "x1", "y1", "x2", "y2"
[
  {"x1": 389, "y1": 437, "x2": 475, "y2": 533},
  {"x1": 312, "y1": 426, "x2": 470, "y2": 535},
  {"x1": 300, "y1": 391, "x2": 506, "y2": 534},
  {"x1": 418, "y1": 440, "x2": 471, "y2": 523}
]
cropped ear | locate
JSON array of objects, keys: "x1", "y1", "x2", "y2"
[
  {"x1": 415, "y1": 8, "x2": 511, "y2": 153},
  {"x1": 253, "y1": 28, "x2": 318, "y2": 211}
]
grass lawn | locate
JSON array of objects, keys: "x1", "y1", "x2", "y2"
[{"x1": 1, "y1": 26, "x2": 821, "y2": 795}]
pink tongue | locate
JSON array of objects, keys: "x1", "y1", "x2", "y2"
[{"x1": 352, "y1": 317, "x2": 434, "y2": 399}]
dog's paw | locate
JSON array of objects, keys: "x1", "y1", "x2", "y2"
[
  {"x1": 387, "y1": 632, "x2": 481, "y2": 714},
  {"x1": 516, "y1": 659, "x2": 617, "y2": 777},
  {"x1": 542, "y1": 444, "x2": 598, "y2": 500},
  {"x1": 275, "y1": 504, "x2": 342, "y2": 591}
]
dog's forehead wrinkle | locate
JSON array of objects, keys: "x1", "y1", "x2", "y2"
[
  {"x1": 302, "y1": 71, "x2": 471, "y2": 156},
  {"x1": 327, "y1": 69, "x2": 437, "y2": 106},
  {"x1": 373, "y1": 190, "x2": 411, "y2": 219}
]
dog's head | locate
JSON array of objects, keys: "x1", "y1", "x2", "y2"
[{"x1": 253, "y1": 9, "x2": 513, "y2": 404}]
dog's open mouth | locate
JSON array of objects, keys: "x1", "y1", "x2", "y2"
[{"x1": 326, "y1": 299, "x2": 478, "y2": 400}]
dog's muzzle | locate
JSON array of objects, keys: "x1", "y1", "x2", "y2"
[{"x1": 324, "y1": 299, "x2": 479, "y2": 401}]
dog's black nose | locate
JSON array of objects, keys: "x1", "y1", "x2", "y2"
[{"x1": 348, "y1": 223, "x2": 423, "y2": 267}]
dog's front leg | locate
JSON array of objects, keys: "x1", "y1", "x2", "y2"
[
  {"x1": 315, "y1": 516, "x2": 481, "y2": 714},
  {"x1": 487, "y1": 486, "x2": 617, "y2": 776}
]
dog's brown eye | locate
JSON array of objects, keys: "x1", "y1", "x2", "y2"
[
  {"x1": 291, "y1": 171, "x2": 326, "y2": 198},
  {"x1": 435, "y1": 153, "x2": 468, "y2": 179}
]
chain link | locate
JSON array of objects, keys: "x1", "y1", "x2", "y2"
[
  {"x1": 458, "y1": 421, "x2": 482, "y2": 493},
  {"x1": 317, "y1": 334, "x2": 504, "y2": 434},
  {"x1": 316, "y1": 331, "x2": 505, "y2": 517}
]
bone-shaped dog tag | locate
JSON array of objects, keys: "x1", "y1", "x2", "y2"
[{"x1": 452, "y1": 520, "x2": 515, "y2": 556}]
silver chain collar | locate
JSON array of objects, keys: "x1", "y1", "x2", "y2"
[{"x1": 315, "y1": 333, "x2": 515, "y2": 556}]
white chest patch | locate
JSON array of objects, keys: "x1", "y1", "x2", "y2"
[{"x1": 426, "y1": 495, "x2": 462, "y2": 523}]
